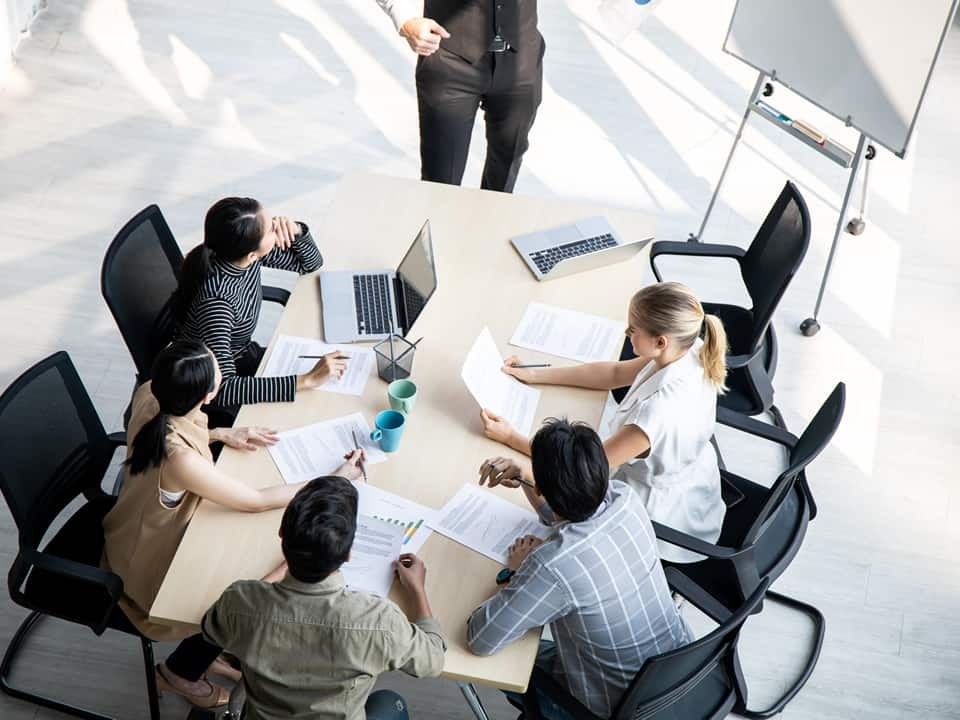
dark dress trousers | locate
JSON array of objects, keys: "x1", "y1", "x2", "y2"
[{"x1": 416, "y1": 0, "x2": 544, "y2": 193}]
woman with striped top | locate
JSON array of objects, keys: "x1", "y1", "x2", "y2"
[{"x1": 172, "y1": 197, "x2": 346, "y2": 424}]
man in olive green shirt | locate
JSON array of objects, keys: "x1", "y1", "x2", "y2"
[{"x1": 202, "y1": 473, "x2": 446, "y2": 720}]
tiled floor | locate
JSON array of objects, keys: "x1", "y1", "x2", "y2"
[{"x1": 1, "y1": 1, "x2": 959, "y2": 718}]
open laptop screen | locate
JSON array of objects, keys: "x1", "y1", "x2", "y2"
[{"x1": 395, "y1": 221, "x2": 438, "y2": 335}]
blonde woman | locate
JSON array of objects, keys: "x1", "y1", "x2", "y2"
[{"x1": 480, "y1": 282, "x2": 728, "y2": 563}]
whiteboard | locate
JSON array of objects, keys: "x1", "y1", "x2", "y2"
[{"x1": 724, "y1": 0, "x2": 959, "y2": 157}]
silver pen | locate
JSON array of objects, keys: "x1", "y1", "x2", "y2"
[{"x1": 351, "y1": 429, "x2": 368, "y2": 482}]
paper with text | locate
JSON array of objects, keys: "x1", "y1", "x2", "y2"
[
  {"x1": 510, "y1": 303, "x2": 624, "y2": 364},
  {"x1": 429, "y1": 484, "x2": 552, "y2": 564},
  {"x1": 461, "y1": 327, "x2": 541, "y2": 436},
  {"x1": 268, "y1": 413, "x2": 386, "y2": 485},
  {"x1": 341, "y1": 515, "x2": 404, "y2": 598},
  {"x1": 263, "y1": 335, "x2": 375, "y2": 396},
  {"x1": 357, "y1": 484, "x2": 438, "y2": 555}
]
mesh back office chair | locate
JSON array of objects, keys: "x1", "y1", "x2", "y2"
[
  {"x1": 517, "y1": 578, "x2": 771, "y2": 720},
  {"x1": 655, "y1": 383, "x2": 846, "y2": 718},
  {"x1": 613, "y1": 182, "x2": 811, "y2": 427},
  {"x1": 0, "y1": 352, "x2": 161, "y2": 720}
]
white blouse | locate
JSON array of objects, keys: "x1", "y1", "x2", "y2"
[{"x1": 608, "y1": 338, "x2": 724, "y2": 563}]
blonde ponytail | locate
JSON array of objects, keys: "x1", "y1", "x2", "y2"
[
  {"x1": 700, "y1": 314, "x2": 728, "y2": 393},
  {"x1": 628, "y1": 281, "x2": 728, "y2": 392}
]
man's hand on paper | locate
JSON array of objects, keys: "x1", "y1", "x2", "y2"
[
  {"x1": 507, "y1": 535, "x2": 544, "y2": 571},
  {"x1": 399, "y1": 17, "x2": 450, "y2": 55},
  {"x1": 478, "y1": 456, "x2": 524, "y2": 489},
  {"x1": 212, "y1": 425, "x2": 279, "y2": 451},
  {"x1": 334, "y1": 448, "x2": 367, "y2": 482}
]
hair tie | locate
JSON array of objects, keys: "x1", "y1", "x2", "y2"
[{"x1": 699, "y1": 316, "x2": 707, "y2": 338}]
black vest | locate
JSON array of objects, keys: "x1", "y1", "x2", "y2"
[{"x1": 425, "y1": 0, "x2": 539, "y2": 63}]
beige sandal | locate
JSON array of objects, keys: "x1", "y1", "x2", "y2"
[
  {"x1": 155, "y1": 664, "x2": 230, "y2": 708},
  {"x1": 208, "y1": 653, "x2": 242, "y2": 683}
]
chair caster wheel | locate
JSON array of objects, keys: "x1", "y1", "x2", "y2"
[
  {"x1": 800, "y1": 318, "x2": 820, "y2": 337},
  {"x1": 846, "y1": 217, "x2": 866, "y2": 235}
]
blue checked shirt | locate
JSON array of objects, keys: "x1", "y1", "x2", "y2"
[{"x1": 467, "y1": 480, "x2": 690, "y2": 717}]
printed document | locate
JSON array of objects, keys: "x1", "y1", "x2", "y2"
[
  {"x1": 461, "y1": 327, "x2": 541, "y2": 436},
  {"x1": 341, "y1": 515, "x2": 404, "y2": 598},
  {"x1": 510, "y1": 302, "x2": 623, "y2": 363},
  {"x1": 357, "y1": 484, "x2": 438, "y2": 555},
  {"x1": 268, "y1": 412, "x2": 386, "y2": 484},
  {"x1": 430, "y1": 484, "x2": 552, "y2": 565},
  {"x1": 262, "y1": 335, "x2": 375, "y2": 396}
]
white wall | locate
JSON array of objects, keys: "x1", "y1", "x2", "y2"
[{"x1": 2, "y1": 0, "x2": 45, "y2": 72}]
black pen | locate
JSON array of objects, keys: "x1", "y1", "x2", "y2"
[
  {"x1": 299, "y1": 353, "x2": 350, "y2": 359},
  {"x1": 509, "y1": 363, "x2": 551, "y2": 369},
  {"x1": 351, "y1": 429, "x2": 368, "y2": 482}
]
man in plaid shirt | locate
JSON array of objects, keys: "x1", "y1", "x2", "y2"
[{"x1": 468, "y1": 419, "x2": 689, "y2": 719}]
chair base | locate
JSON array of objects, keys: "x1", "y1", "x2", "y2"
[
  {"x1": 734, "y1": 591, "x2": 825, "y2": 719},
  {"x1": 1, "y1": 610, "x2": 161, "y2": 720}
]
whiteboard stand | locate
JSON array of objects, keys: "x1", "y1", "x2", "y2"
[{"x1": 693, "y1": 70, "x2": 874, "y2": 337}]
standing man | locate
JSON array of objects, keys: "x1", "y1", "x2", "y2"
[{"x1": 376, "y1": 1, "x2": 544, "y2": 193}]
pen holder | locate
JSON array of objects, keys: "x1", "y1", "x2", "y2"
[{"x1": 374, "y1": 334, "x2": 416, "y2": 382}]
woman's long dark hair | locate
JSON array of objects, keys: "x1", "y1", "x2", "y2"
[
  {"x1": 126, "y1": 340, "x2": 217, "y2": 475},
  {"x1": 171, "y1": 197, "x2": 265, "y2": 321}
]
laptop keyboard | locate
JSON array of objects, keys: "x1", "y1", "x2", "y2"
[
  {"x1": 529, "y1": 233, "x2": 617, "y2": 275},
  {"x1": 353, "y1": 273, "x2": 393, "y2": 335}
]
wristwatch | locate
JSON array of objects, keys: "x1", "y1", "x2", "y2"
[{"x1": 496, "y1": 568, "x2": 515, "y2": 585}]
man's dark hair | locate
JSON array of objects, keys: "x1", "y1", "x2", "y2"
[
  {"x1": 280, "y1": 476, "x2": 358, "y2": 583},
  {"x1": 530, "y1": 418, "x2": 609, "y2": 522}
]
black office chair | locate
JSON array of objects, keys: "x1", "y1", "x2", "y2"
[
  {"x1": 101, "y1": 205, "x2": 292, "y2": 422},
  {"x1": 613, "y1": 182, "x2": 811, "y2": 427},
  {"x1": 0, "y1": 352, "x2": 161, "y2": 720},
  {"x1": 517, "y1": 578, "x2": 771, "y2": 720},
  {"x1": 654, "y1": 382, "x2": 846, "y2": 718}
]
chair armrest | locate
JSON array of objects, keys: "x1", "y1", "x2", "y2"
[
  {"x1": 652, "y1": 521, "x2": 741, "y2": 560},
  {"x1": 725, "y1": 351, "x2": 762, "y2": 370},
  {"x1": 106, "y1": 431, "x2": 127, "y2": 447},
  {"x1": 261, "y1": 285, "x2": 290, "y2": 306},
  {"x1": 650, "y1": 241, "x2": 746, "y2": 281},
  {"x1": 16, "y1": 547, "x2": 123, "y2": 634},
  {"x1": 524, "y1": 666, "x2": 603, "y2": 720},
  {"x1": 717, "y1": 407, "x2": 798, "y2": 448},
  {"x1": 664, "y1": 568, "x2": 733, "y2": 624}
]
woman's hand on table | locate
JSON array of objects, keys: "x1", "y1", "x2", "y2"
[
  {"x1": 211, "y1": 426, "x2": 278, "y2": 451},
  {"x1": 297, "y1": 351, "x2": 349, "y2": 391},
  {"x1": 501, "y1": 355, "x2": 539, "y2": 384}
]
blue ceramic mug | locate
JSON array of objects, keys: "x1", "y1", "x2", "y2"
[{"x1": 370, "y1": 410, "x2": 406, "y2": 452}]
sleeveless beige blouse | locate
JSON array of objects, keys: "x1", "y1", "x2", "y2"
[{"x1": 101, "y1": 382, "x2": 211, "y2": 641}]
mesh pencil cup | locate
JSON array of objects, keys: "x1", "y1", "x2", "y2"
[{"x1": 374, "y1": 335, "x2": 416, "y2": 382}]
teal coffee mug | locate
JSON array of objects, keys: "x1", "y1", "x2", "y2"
[
  {"x1": 388, "y1": 379, "x2": 418, "y2": 414},
  {"x1": 370, "y1": 410, "x2": 406, "y2": 452}
]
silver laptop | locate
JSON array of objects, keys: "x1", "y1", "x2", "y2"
[
  {"x1": 320, "y1": 220, "x2": 438, "y2": 343},
  {"x1": 511, "y1": 216, "x2": 652, "y2": 281}
]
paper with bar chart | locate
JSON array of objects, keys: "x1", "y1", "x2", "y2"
[{"x1": 357, "y1": 484, "x2": 438, "y2": 555}]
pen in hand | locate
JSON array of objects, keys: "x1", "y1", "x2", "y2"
[
  {"x1": 299, "y1": 353, "x2": 350, "y2": 359},
  {"x1": 509, "y1": 363, "x2": 551, "y2": 369},
  {"x1": 351, "y1": 429, "x2": 368, "y2": 482}
]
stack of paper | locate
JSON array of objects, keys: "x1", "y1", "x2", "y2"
[
  {"x1": 357, "y1": 483, "x2": 437, "y2": 555},
  {"x1": 461, "y1": 327, "x2": 541, "y2": 436},
  {"x1": 509, "y1": 302, "x2": 624, "y2": 364},
  {"x1": 429, "y1": 485, "x2": 552, "y2": 565},
  {"x1": 341, "y1": 516, "x2": 404, "y2": 598},
  {"x1": 268, "y1": 413, "x2": 387, "y2": 485},
  {"x1": 262, "y1": 335, "x2": 375, "y2": 396}
]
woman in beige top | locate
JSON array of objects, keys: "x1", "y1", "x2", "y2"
[{"x1": 102, "y1": 340, "x2": 363, "y2": 708}]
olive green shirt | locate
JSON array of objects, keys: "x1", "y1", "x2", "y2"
[{"x1": 201, "y1": 571, "x2": 446, "y2": 720}]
